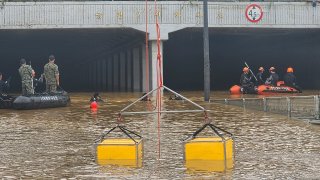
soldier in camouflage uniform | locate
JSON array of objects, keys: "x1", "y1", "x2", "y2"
[
  {"x1": 44, "y1": 55, "x2": 59, "y2": 93},
  {"x1": 18, "y1": 58, "x2": 35, "y2": 95}
]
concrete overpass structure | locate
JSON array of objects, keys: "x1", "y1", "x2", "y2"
[{"x1": 0, "y1": 1, "x2": 319, "y2": 92}]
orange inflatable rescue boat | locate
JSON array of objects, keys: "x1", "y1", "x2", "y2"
[
  {"x1": 229, "y1": 85, "x2": 243, "y2": 94},
  {"x1": 256, "y1": 85, "x2": 300, "y2": 95},
  {"x1": 230, "y1": 82, "x2": 301, "y2": 95}
]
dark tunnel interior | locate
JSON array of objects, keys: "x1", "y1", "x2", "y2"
[
  {"x1": 164, "y1": 28, "x2": 320, "y2": 91},
  {"x1": 0, "y1": 28, "x2": 145, "y2": 92},
  {"x1": 0, "y1": 28, "x2": 320, "y2": 93}
]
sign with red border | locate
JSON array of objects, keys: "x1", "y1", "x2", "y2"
[{"x1": 245, "y1": 4, "x2": 263, "y2": 23}]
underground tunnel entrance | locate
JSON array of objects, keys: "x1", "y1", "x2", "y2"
[
  {"x1": 164, "y1": 28, "x2": 320, "y2": 91},
  {"x1": 1, "y1": 28, "x2": 320, "y2": 93},
  {"x1": 0, "y1": 28, "x2": 145, "y2": 92}
]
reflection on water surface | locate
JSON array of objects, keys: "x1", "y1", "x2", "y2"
[{"x1": 0, "y1": 91, "x2": 320, "y2": 179}]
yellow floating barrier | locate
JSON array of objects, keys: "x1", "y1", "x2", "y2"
[
  {"x1": 96, "y1": 126, "x2": 143, "y2": 167},
  {"x1": 97, "y1": 138, "x2": 143, "y2": 160},
  {"x1": 185, "y1": 159, "x2": 234, "y2": 172},
  {"x1": 185, "y1": 137, "x2": 233, "y2": 160},
  {"x1": 97, "y1": 159, "x2": 143, "y2": 168},
  {"x1": 184, "y1": 123, "x2": 234, "y2": 172}
]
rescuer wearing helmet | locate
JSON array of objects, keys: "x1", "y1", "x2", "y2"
[
  {"x1": 265, "y1": 67, "x2": 279, "y2": 86},
  {"x1": 284, "y1": 67, "x2": 302, "y2": 92},
  {"x1": 141, "y1": 92, "x2": 151, "y2": 101},
  {"x1": 240, "y1": 67, "x2": 255, "y2": 93},
  {"x1": 256, "y1": 67, "x2": 265, "y2": 85},
  {"x1": 169, "y1": 92, "x2": 183, "y2": 100},
  {"x1": 90, "y1": 92, "x2": 104, "y2": 102}
]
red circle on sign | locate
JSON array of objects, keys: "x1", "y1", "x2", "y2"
[{"x1": 245, "y1": 4, "x2": 263, "y2": 23}]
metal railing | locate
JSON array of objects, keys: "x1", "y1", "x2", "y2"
[{"x1": 213, "y1": 95, "x2": 320, "y2": 120}]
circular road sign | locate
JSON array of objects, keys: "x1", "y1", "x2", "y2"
[{"x1": 245, "y1": 4, "x2": 263, "y2": 23}]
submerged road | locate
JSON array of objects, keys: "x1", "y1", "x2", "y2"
[{"x1": 0, "y1": 91, "x2": 320, "y2": 178}]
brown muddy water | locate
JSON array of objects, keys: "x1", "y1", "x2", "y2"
[{"x1": 0, "y1": 91, "x2": 320, "y2": 179}]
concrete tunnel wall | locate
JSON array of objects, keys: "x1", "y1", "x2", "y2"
[{"x1": 0, "y1": 28, "x2": 320, "y2": 93}]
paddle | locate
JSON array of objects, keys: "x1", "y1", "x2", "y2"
[{"x1": 244, "y1": 62, "x2": 258, "y2": 81}]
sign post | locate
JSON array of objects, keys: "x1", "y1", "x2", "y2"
[{"x1": 203, "y1": 0, "x2": 210, "y2": 102}]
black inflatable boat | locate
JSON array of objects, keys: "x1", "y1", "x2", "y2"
[
  {"x1": 0, "y1": 91, "x2": 70, "y2": 110},
  {"x1": 0, "y1": 93, "x2": 15, "y2": 109}
]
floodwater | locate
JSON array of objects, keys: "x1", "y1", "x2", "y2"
[
  {"x1": 214, "y1": 89, "x2": 320, "y2": 99},
  {"x1": 1, "y1": 91, "x2": 320, "y2": 179}
]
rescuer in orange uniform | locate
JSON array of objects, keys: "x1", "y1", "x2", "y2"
[
  {"x1": 284, "y1": 67, "x2": 302, "y2": 93},
  {"x1": 265, "y1": 67, "x2": 279, "y2": 86},
  {"x1": 240, "y1": 67, "x2": 255, "y2": 93},
  {"x1": 256, "y1": 67, "x2": 265, "y2": 85}
]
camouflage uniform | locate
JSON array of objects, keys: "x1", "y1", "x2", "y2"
[
  {"x1": 44, "y1": 62, "x2": 59, "y2": 93},
  {"x1": 18, "y1": 64, "x2": 34, "y2": 95}
]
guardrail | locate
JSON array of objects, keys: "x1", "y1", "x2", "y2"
[{"x1": 213, "y1": 95, "x2": 320, "y2": 120}]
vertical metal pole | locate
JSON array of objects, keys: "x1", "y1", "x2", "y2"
[
  {"x1": 318, "y1": 95, "x2": 320, "y2": 120},
  {"x1": 135, "y1": 143, "x2": 138, "y2": 167},
  {"x1": 223, "y1": 140, "x2": 227, "y2": 171},
  {"x1": 314, "y1": 96, "x2": 319, "y2": 119},
  {"x1": 287, "y1": 97, "x2": 291, "y2": 118},
  {"x1": 242, "y1": 98, "x2": 246, "y2": 109},
  {"x1": 232, "y1": 137, "x2": 235, "y2": 169},
  {"x1": 263, "y1": 98, "x2": 267, "y2": 112},
  {"x1": 203, "y1": 0, "x2": 210, "y2": 101}
]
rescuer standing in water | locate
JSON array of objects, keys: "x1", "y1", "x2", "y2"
[
  {"x1": 44, "y1": 55, "x2": 60, "y2": 94},
  {"x1": 140, "y1": 93, "x2": 151, "y2": 101},
  {"x1": 240, "y1": 67, "x2": 255, "y2": 93},
  {"x1": 90, "y1": 92, "x2": 104, "y2": 102},
  {"x1": 18, "y1": 58, "x2": 35, "y2": 95},
  {"x1": 265, "y1": 67, "x2": 279, "y2": 86},
  {"x1": 284, "y1": 67, "x2": 302, "y2": 93},
  {"x1": 256, "y1": 67, "x2": 265, "y2": 85}
]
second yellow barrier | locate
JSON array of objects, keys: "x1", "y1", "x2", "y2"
[
  {"x1": 96, "y1": 138, "x2": 143, "y2": 160},
  {"x1": 184, "y1": 137, "x2": 233, "y2": 161}
]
